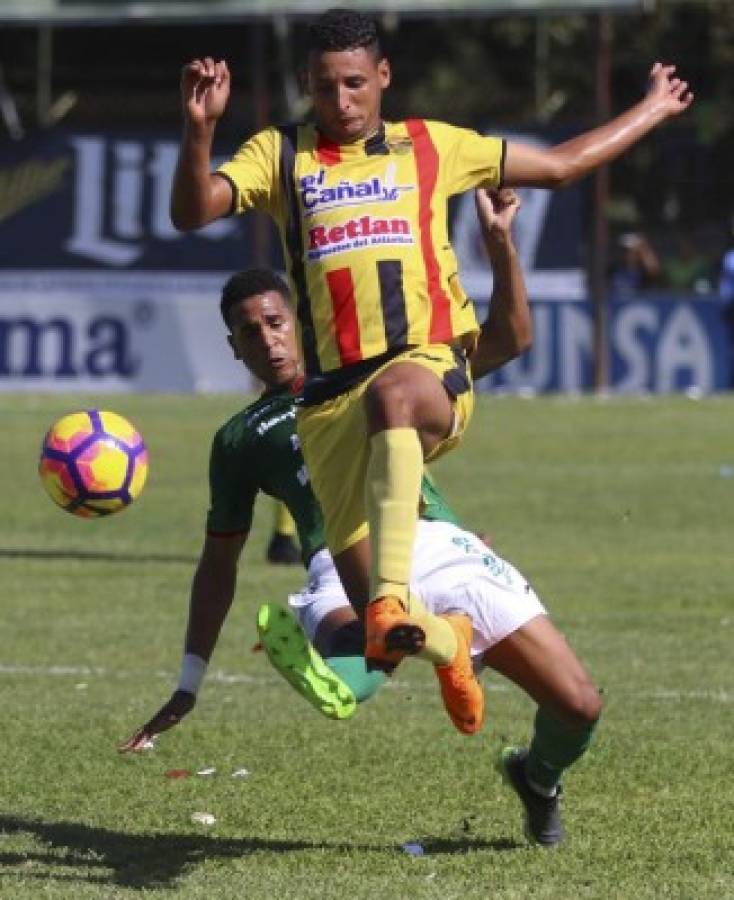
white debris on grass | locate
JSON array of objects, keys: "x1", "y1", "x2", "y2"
[{"x1": 191, "y1": 812, "x2": 216, "y2": 826}]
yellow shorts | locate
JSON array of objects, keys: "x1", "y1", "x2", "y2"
[{"x1": 297, "y1": 344, "x2": 474, "y2": 555}]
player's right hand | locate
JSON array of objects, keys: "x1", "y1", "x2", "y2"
[
  {"x1": 475, "y1": 187, "x2": 521, "y2": 238},
  {"x1": 181, "y1": 58, "x2": 231, "y2": 126},
  {"x1": 118, "y1": 690, "x2": 196, "y2": 753}
]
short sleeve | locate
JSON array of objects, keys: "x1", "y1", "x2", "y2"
[
  {"x1": 429, "y1": 121, "x2": 505, "y2": 196},
  {"x1": 217, "y1": 126, "x2": 281, "y2": 216},
  {"x1": 205, "y1": 428, "x2": 258, "y2": 535}
]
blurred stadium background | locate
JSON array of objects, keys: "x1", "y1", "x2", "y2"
[{"x1": 1, "y1": 0, "x2": 733, "y2": 395}]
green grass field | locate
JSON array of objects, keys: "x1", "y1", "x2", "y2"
[{"x1": 1, "y1": 393, "x2": 732, "y2": 899}]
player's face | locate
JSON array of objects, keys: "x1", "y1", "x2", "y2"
[
  {"x1": 227, "y1": 291, "x2": 300, "y2": 389},
  {"x1": 306, "y1": 47, "x2": 390, "y2": 144}
]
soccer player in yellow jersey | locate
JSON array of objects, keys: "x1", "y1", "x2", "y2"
[{"x1": 169, "y1": 9, "x2": 693, "y2": 732}]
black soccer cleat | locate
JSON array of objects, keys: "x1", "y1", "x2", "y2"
[
  {"x1": 266, "y1": 532, "x2": 301, "y2": 565},
  {"x1": 498, "y1": 747, "x2": 564, "y2": 847},
  {"x1": 363, "y1": 597, "x2": 426, "y2": 673},
  {"x1": 385, "y1": 623, "x2": 426, "y2": 655}
]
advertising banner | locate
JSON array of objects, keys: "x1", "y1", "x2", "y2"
[
  {"x1": 477, "y1": 295, "x2": 732, "y2": 394},
  {"x1": 2, "y1": 272, "x2": 727, "y2": 394},
  {"x1": 0, "y1": 130, "x2": 279, "y2": 271},
  {"x1": 0, "y1": 271, "x2": 255, "y2": 393}
]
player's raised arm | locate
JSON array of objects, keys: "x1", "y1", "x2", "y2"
[
  {"x1": 503, "y1": 62, "x2": 694, "y2": 189},
  {"x1": 170, "y1": 58, "x2": 235, "y2": 231},
  {"x1": 470, "y1": 188, "x2": 532, "y2": 380},
  {"x1": 118, "y1": 531, "x2": 247, "y2": 752}
]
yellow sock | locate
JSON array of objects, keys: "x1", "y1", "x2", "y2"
[
  {"x1": 273, "y1": 499, "x2": 296, "y2": 537},
  {"x1": 406, "y1": 592, "x2": 458, "y2": 666},
  {"x1": 365, "y1": 428, "x2": 422, "y2": 606}
]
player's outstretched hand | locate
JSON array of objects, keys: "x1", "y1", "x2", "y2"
[
  {"x1": 118, "y1": 690, "x2": 196, "y2": 753},
  {"x1": 475, "y1": 187, "x2": 521, "y2": 240},
  {"x1": 645, "y1": 62, "x2": 694, "y2": 119},
  {"x1": 181, "y1": 58, "x2": 231, "y2": 127}
]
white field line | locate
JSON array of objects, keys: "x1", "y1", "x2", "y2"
[{"x1": 0, "y1": 663, "x2": 730, "y2": 702}]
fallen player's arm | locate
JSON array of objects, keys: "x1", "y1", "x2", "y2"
[
  {"x1": 470, "y1": 189, "x2": 532, "y2": 381},
  {"x1": 183, "y1": 532, "x2": 248, "y2": 660},
  {"x1": 118, "y1": 531, "x2": 247, "y2": 752},
  {"x1": 503, "y1": 62, "x2": 693, "y2": 189}
]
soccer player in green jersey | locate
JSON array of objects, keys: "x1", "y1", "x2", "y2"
[
  {"x1": 168, "y1": 8, "x2": 692, "y2": 736},
  {"x1": 121, "y1": 189, "x2": 597, "y2": 846}
]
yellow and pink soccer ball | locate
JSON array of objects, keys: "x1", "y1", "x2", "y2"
[{"x1": 39, "y1": 410, "x2": 148, "y2": 518}]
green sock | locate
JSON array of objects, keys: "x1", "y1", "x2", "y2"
[
  {"x1": 525, "y1": 707, "x2": 600, "y2": 794},
  {"x1": 326, "y1": 655, "x2": 386, "y2": 703}
]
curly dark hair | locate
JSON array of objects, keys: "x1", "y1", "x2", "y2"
[
  {"x1": 307, "y1": 8, "x2": 382, "y2": 58},
  {"x1": 220, "y1": 269, "x2": 291, "y2": 328}
]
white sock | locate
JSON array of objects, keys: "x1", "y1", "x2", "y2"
[{"x1": 526, "y1": 771, "x2": 559, "y2": 799}]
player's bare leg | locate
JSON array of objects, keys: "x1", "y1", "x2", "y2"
[
  {"x1": 332, "y1": 539, "x2": 371, "y2": 616},
  {"x1": 482, "y1": 615, "x2": 601, "y2": 726},
  {"x1": 482, "y1": 614, "x2": 602, "y2": 845}
]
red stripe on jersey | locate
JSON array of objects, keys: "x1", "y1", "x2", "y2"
[
  {"x1": 326, "y1": 268, "x2": 363, "y2": 365},
  {"x1": 405, "y1": 119, "x2": 452, "y2": 342},
  {"x1": 316, "y1": 132, "x2": 342, "y2": 166}
]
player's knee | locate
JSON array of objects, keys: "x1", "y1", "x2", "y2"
[
  {"x1": 560, "y1": 680, "x2": 603, "y2": 729},
  {"x1": 581, "y1": 684, "x2": 603, "y2": 725},
  {"x1": 364, "y1": 373, "x2": 414, "y2": 430}
]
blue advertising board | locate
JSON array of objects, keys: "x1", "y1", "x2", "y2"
[{"x1": 477, "y1": 295, "x2": 731, "y2": 394}]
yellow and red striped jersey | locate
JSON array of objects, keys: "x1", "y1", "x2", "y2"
[{"x1": 218, "y1": 120, "x2": 504, "y2": 377}]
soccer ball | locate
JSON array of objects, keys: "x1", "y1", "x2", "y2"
[{"x1": 39, "y1": 409, "x2": 148, "y2": 518}]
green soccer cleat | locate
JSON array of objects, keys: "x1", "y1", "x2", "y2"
[{"x1": 256, "y1": 603, "x2": 357, "y2": 720}]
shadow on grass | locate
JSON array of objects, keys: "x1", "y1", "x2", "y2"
[
  {"x1": 0, "y1": 547, "x2": 198, "y2": 565},
  {"x1": 420, "y1": 836, "x2": 522, "y2": 854},
  {"x1": 0, "y1": 816, "x2": 522, "y2": 890}
]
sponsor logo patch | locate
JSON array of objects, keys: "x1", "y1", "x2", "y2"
[
  {"x1": 299, "y1": 163, "x2": 413, "y2": 217},
  {"x1": 306, "y1": 215, "x2": 414, "y2": 261}
]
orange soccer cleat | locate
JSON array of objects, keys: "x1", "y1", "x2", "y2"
[
  {"x1": 364, "y1": 596, "x2": 426, "y2": 672},
  {"x1": 435, "y1": 614, "x2": 484, "y2": 735}
]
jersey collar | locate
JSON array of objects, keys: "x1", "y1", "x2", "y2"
[{"x1": 314, "y1": 121, "x2": 389, "y2": 161}]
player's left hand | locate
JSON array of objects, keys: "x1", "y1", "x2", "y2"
[
  {"x1": 645, "y1": 62, "x2": 694, "y2": 119},
  {"x1": 118, "y1": 690, "x2": 196, "y2": 753}
]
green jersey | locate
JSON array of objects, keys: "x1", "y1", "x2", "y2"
[{"x1": 206, "y1": 388, "x2": 459, "y2": 564}]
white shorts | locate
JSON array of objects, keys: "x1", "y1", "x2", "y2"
[{"x1": 289, "y1": 520, "x2": 547, "y2": 661}]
